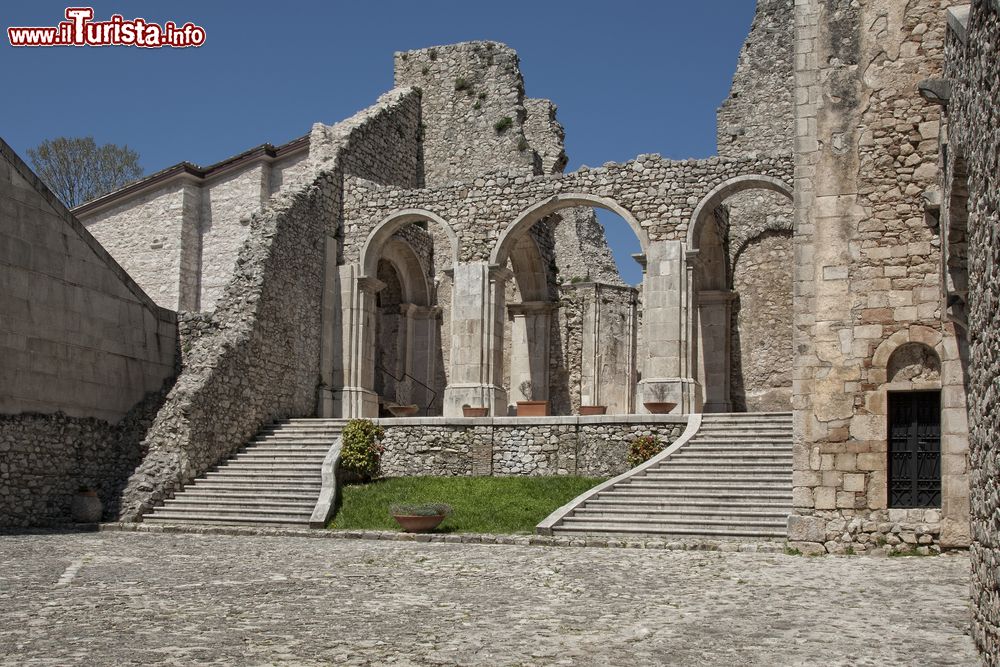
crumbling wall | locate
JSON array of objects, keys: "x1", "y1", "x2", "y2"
[
  {"x1": 394, "y1": 42, "x2": 535, "y2": 187},
  {"x1": 941, "y1": 2, "x2": 1000, "y2": 659},
  {"x1": 119, "y1": 91, "x2": 422, "y2": 520}
]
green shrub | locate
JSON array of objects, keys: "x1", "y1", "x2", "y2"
[
  {"x1": 340, "y1": 419, "x2": 385, "y2": 482},
  {"x1": 627, "y1": 434, "x2": 664, "y2": 467},
  {"x1": 493, "y1": 116, "x2": 513, "y2": 134},
  {"x1": 421, "y1": 66, "x2": 430, "y2": 75},
  {"x1": 517, "y1": 137, "x2": 530, "y2": 152},
  {"x1": 454, "y1": 77, "x2": 470, "y2": 92}
]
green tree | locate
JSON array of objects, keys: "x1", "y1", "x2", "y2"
[{"x1": 27, "y1": 136, "x2": 144, "y2": 208}]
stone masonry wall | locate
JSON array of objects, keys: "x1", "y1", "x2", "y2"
[
  {"x1": 789, "y1": 0, "x2": 968, "y2": 554},
  {"x1": 394, "y1": 42, "x2": 535, "y2": 187},
  {"x1": 941, "y1": 1, "x2": 1000, "y2": 659},
  {"x1": 0, "y1": 139, "x2": 177, "y2": 422},
  {"x1": 118, "y1": 91, "x2": 422, "y2": 520},
  {"x1": 378, "y1": 418, "x2": 684, "y2": 479},
  {"x1": 730, "y1": 231, "x2": 793, "y2": 412}
]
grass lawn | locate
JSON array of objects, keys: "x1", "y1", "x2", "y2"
[{"x1": 329, "y1": 476, "x2": 604, "y2": 534}]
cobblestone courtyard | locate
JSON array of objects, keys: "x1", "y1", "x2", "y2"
[{"x1": 0, "y1": 531, "x2": 978, "y2": 665}]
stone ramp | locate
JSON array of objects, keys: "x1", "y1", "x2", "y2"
[
  {"x1": 539, "y1": 413, "x2": 793, "y2": 539},
  {"x1": 143, "y1": 419, "x2": 346, "y2": 528}
]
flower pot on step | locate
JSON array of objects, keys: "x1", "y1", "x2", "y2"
[
  {"x1": 579, "y1": 405, "x2": 608, "y2": 416},
  {"x1": 462, "y1": 406, "x2": 489, "y2": 417},
  {"x1": 71, "y1": 489, "x2": 103, "y2": 523},
  {"x1": 643, "y1": 401, "x2": 677, "y2": 415}
]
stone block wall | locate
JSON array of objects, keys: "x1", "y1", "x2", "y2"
[
  {"x1": 378, "y1": 417, "x2": 685, "y2": 479},
  {"x1": 940, "y1": 1, "x2": 1000, "y2": 659},
  {"x1": 0, "y1": 138, "x2": 177, "y2": 527},
  {"x1": 0, "y1": 139, "x2": 177, "y2": 422},
  {"x1": 118, "y1": 91, "x2": 423, "y2": 520},
  {"x1": 790, "y1": 0, "x2": 969, "y2": 553}
]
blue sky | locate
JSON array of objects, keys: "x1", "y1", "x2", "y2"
[{"x1": 1, "y1": 1, "x2": 758, "y2": 284}]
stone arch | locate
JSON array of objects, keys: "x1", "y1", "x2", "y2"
[
  {"x1": 380, "y1": 237, "x2": 431, "y2": 306},
  {"x1": 887, "y1": 342, "x2": 942, "y2": 385},
  {"x1": 686, "y1": 175, "x2": 793, "y2": 250},
  {"x1": 360, "y1": 209, "x2": 460, "y2": 279},
  {"x1": 490, "y1": 194, "x2": 648, "y2": 266}
]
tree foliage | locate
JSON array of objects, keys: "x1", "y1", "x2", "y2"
[{"x1": 27, "y1": 136, "x2": 144, "y2": 208}]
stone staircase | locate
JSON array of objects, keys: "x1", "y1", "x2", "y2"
[
  {"x1": 546, "y1": 413, "x2": 793, "y2": 540},
  {"x1": 143, "y1": 419, "x2": 346, "y2": 528}
]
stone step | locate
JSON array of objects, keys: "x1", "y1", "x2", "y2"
[
  {"x1": 200, "y1": 473, "x2": 322, "y2": 485},
  {"x1": 216, "y1": 460, "x2": 324, "y2": 470},
  {"x1": 639, "y1": 468, "x2": 792, "y2": 477},
  {"x1": 143, "y1": 513, "x2": 310, "y2": 527},
  {"x1": 150, "y1": 505, "x2": 312, "y2": 518},
  {"x1": 164, "y1": 496, "x2": 315, "y2": 509},
  {"x1": 584, "y1": 498, "x2": 791, "y2": 510},
  {"x1": 600, "y1": 489, "x2": 792, "y2": 500},
  {"x1": 552, "y1": 524, "x2": 787, "y2": 539},
  {"x1": 621, "y1": 479, "x2": 791, "y2": 489},
  {"x1": 231, "y1": 453, "x2": 330, "y2": 462},
  {"x1": 179, "y1": 489, "x2": 318, "y2": 501},
  {"x1": 572, "y1": 505, "x2": 791, "y2": 522},
  {"x1": 674, "y1": 447, "x2": 792, "y2": 454}
]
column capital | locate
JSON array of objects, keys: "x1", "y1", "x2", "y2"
[
  {"x1": 357, "y1": 276, "x2": 387, "y2": 294},
  {"x1": 631, "y1": 253, "x2": 648, "y2": 271},
  {"x1": 507, "y1": 300, "x2": 558, "y2": 317},
  {"x1": 488, "y1": 264, "x2": 515, "y2": 283},
  {"x1": 400, "y1": 302, "x2": 442, "y2": 319}
]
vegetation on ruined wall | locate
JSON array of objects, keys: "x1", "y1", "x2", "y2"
[
  {"x1": 330, "y1": 476, "x2": 604, "y2": 533},
  {"x1": 627, "y1": 435, "x2": 664, "y2": 467}
]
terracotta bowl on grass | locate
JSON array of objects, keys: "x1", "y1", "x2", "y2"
[{"x1": 392, "y1": 513, "x2": 446, "y2": 533}]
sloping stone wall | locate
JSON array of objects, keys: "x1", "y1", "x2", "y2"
[
  {"x1": 118, "y1": 91, "x2": 422, "y2": 520},
  {"x1": 940, "y1": 1, "x2": 1000, "y2": 659}
]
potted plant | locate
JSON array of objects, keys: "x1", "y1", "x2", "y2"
[
  {"x1": 70, "y1": 486, "x2": 103, "y2": 523},
  {"x1": 515, "y1": 380, "x2": 549, "y2": 417},
  {"x1": 579, "y1": 405, "x2": 607, "y2": 415},
  {"x1": 462, "y1": 404, "x2": 489, "y2": 417},
  {"x1": 643, "y1": 401, "x2": 677, "y2": 414},
  {"x1": 390, "y1": 502, "x2": 452, "y2": 532},
  {"x1": 385, "y1": 378, "x2": 419, "y2": 417}
]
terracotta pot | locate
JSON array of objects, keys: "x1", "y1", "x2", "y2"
[
  {"x1": 71, "y1": 490, "x2": 103, "y2": 523},
  {"x1": 386, "y1": 404, "x2": 419, "y2": 417},
  {"x1": 579, "y1": 405, "x2": 608, "y2": 416},
  {"x1": 462, "y1": 406, "x2": 489, "y2": 417},
  {"x1": 516, "y1": 400, "x2": 550, "y2": 417},
  {"x1": 392, "y1": 513, "x2": 446, "y2": 533},
  {"x1": 643, "y1": 401, "x2": 678, "y2": 415}
]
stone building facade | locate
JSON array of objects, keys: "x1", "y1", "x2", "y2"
[{"x1": 936, "y1": 1, "x2": 1000, "y2": 659}]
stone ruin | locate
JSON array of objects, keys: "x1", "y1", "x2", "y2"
[{"x1": 3, "y1": 0, "x2": 1000, "y2": 660}]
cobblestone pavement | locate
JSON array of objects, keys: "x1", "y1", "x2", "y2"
[{"x1": 0, "y1": 531, "x2": 978, "y2": 665}]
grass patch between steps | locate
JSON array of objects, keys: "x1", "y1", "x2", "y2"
[{"x1": 329, "y1": 476, "x2": 604, "y2": 534}]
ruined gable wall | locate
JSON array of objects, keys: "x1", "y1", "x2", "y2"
[
  {"x1": 118, "y1": 91, "x2": 421, "y2": 520},
  {"x1": 395, "y1": 42, "x2": 536, "y2": 187},
  {"x1": 789, "y1": 0, "x2": 966, "y2": 554},
  {"x1": 941, "y1": 2, "x2": 1000, "y2": 658}
]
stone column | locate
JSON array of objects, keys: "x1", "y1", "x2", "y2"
[
  {"x1": 696, "y1": 290, "x2": 737, "y2": 412},
  {"x1": 507, "y1": 301, "x2": 555, "y2": 403},
  {"x1": 331, "y1": 264, "x2": 383, "y2": 418},
  {"x1": 577, "y1": 283, "x2": 638, "y2": 414},
  {"x1": 442, "y1": 262, "x2": 511, "y2": 416},
  {"x1": 636, "y1": 240, "x2": 700, "y2": 413},
  {"x1": 399, "y1": 303, "x2": 441, "y2": 412},
  {"x1": 317, "y1": 235, "x2": 339, "y2": 417}
]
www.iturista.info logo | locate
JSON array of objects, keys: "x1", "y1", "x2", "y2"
[{"x1": 7, "y1": 7, "x2": 206, "y2": 48}]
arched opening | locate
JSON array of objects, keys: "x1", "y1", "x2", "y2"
[
  {"x1": 687, "y1": 176, "x2": 793, "y2": 413},
  {"x1": 347, "y1": 210, "x2": 457, "y2": 418},
  {"x1": 494, "y1": 195, "x2": 645, "y2": 415}
]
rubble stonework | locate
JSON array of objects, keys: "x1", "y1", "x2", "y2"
[
  {"x1": 939, "y1": 1, "x2": 1000, "y2": 658},
  {"x1": 378, "y1": 420, "x2": 683, "y2": 478}
]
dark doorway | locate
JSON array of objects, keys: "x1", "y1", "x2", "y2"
[{"x1": 887, "y1": 390, "x2": 942, "y2": 508}]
